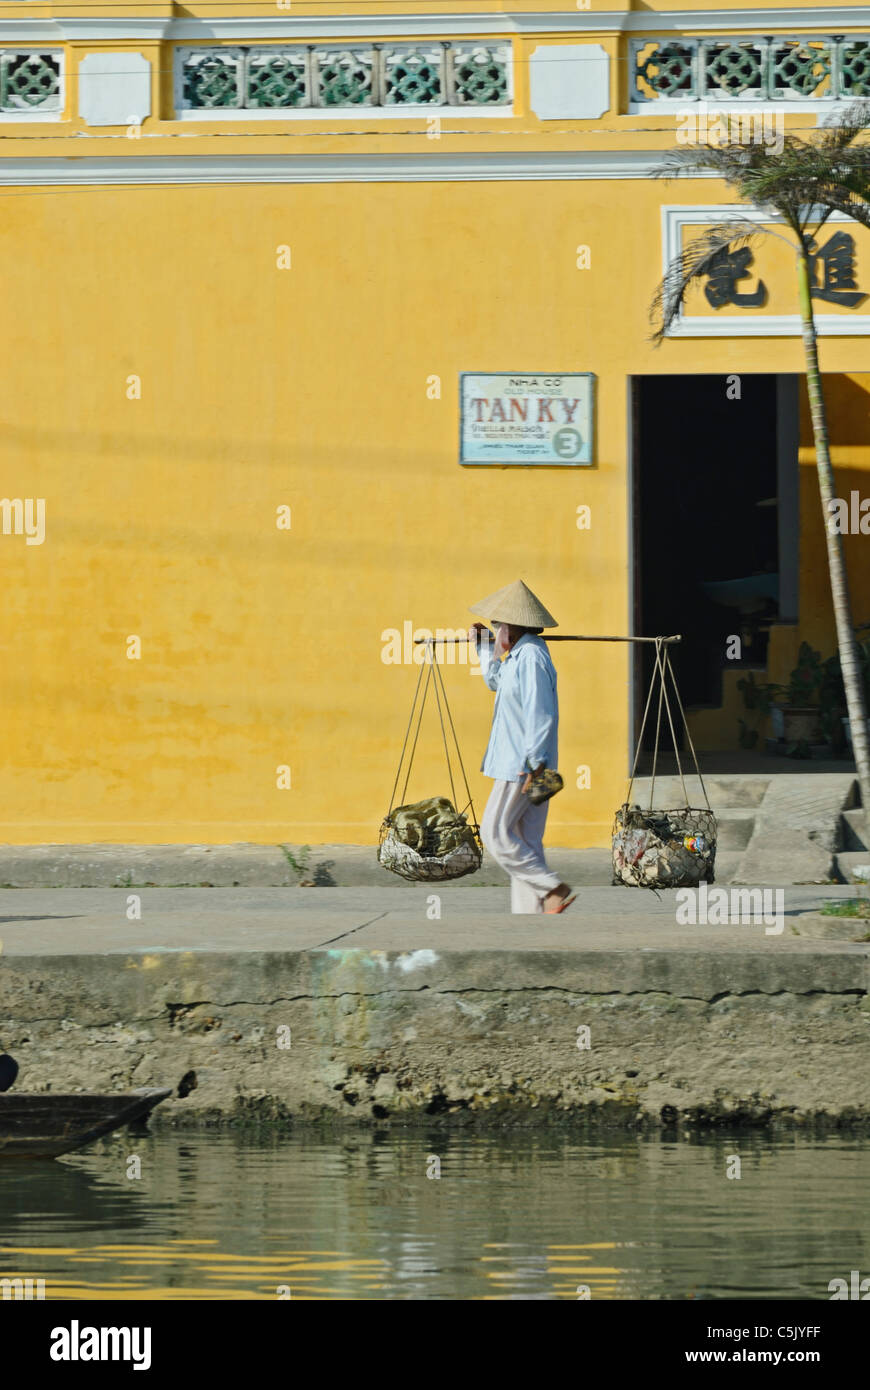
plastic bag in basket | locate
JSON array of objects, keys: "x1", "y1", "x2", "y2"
[{"x1": 612, "y1": 802, "x2": 716, "y2": 888}]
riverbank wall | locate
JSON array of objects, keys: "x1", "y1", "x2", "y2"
[{"x1": 3, "y1": 939, "x2": 869, "y2": 1130}]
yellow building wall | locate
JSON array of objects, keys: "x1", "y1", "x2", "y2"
[
  {"x1": 3, "y1": 172, "x2": 869, "y2": 845},
  {"x1": 0, "y1": 5, "x2": 868, "y2": 842},
  {"x1": 2, "y1": 179, "x2": 635, "y2": 845}
]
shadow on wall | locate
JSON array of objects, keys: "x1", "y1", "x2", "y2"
[{"x1": 801, "y1": 373, "x2": 870, "y2": 448}]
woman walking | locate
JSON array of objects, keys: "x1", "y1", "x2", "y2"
[{"x1": 468, "y1": 579, "x2": 575, "y2": 915}]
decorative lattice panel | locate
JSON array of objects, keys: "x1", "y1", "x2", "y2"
[
  {"x1": 178, "y1": 43, "x2": 511, "y2": 110},
  {"x1": 0, "y1": 51, "x2": 62, "y2": 111},
  {"x1": 451, "y1": 45, "x2": 509, "y2": 104},
  {"x1": 634, "y1": 41, "x2": 696, "y2": 99},
  {"x1": 770, "y1": 41, "x2": 831, "y2": 98},
  {"x1": 840, "y1": 41, "x2": 870, "y2": 95},
  {"x1": 384, "y1": 45, "x2": 444, "y2": 105},
  {"x1": 315, "y1": 48, "x2": 375, "y2": 106},
  {"x1": 247, "y1": 50, "x2": 308, "y2": 108},
  {"x1": 704, "y1": 43, "x2": 765, "y2": 97},
  {"x1": 182, "y1": 49, "x2": 243, "y2": 108},
  {"x1": 632, "y1": 34, "x2": 870, "y2": 101}
]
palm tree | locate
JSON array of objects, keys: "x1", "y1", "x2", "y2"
[{"x1": 650, "y1": 104, "x2": 870, "y2": 826}]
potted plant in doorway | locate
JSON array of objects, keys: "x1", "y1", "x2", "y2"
[
  {"x1": 824, "y1": 623, "x2": 870, "y2": 753},
  {"x1": 776, "y1": 642, "x2": 825, "y2": 744},
  {"x1": 736, "y1": 671, "x2": 780, "y2": 748},
  {"x1": 737, "y1": 643, "x2": 827, "y2": 750}
]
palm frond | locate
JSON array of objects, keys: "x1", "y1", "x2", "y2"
[
  {"x1": 653, "y1": 141, "x2": 806, "y2": 232},
  {"x1": 649, "y1": 218, "x2": 764, "y2": 344},
  {"x1": 653, "y1": 141, "x2": 785, "y2": 199},
  {"x1": 817, "y1": 99, "x2": 870, "y2": 151},
  {"x1": 652, "y1": 144, "x2": 753, "y2": 182},
  {"x1": 788, "y1": 147, "x2": 870, "y2": 232},
  {"x1": 807, "y1": 185, "x2": 870, "y2": 232}
]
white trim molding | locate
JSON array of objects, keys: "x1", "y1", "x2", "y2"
[
  {"x1": 3, "y1": 11, "x2": 870, "y2": 45},
  {"x1": 620, "y1": 8, "x2": 870, "y2": 34},
  {"x1": 0, "y1": 149, "x2": 690, "y2": 185},
  {"x1": 630, "y1": 100, "x2": 870, "y2": 119},
  {"x1": 0, "y1": 19, "x2": 173, "y2": 43},
  {"x1": 55, "y1": 19, "x2": 172, "y2": 42},
  {"x1": 171, "y1": 105, "x2": 511, "y2": 122},
  {"x1": 661, "y1": 204, "x2": 870, "y2": 336}
]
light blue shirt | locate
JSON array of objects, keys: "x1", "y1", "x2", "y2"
[{"x1": 476, "y1": 633, "x2": 559, "y2": 782}]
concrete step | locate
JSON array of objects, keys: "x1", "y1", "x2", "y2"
[
  {"x1": 713, "y1": 809, "x2": 757, "y2": 851},
  {"x1": 834, "y1": 850, "x2": 870, "y2": 886},
  {"x1": 734, "y1": 774, "x2": 857, "y2": 885},
  {"x1": 841, "y1": 807, "x2": 869, "y2": 851},
  {"x1": 709, "y1": 850, "x2": 743, "y2": 884},
  {"x1": 629, "y1": 775, "x2": 769, "y2": 809}
]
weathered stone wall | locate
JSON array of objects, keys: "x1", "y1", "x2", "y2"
[{"x1": 2, "y1": 946, "x2": 869, "y2": 1129}]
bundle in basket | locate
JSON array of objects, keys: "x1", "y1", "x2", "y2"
[
  {"x1": 612, "y1": 802, "x2": 717, "y2": 888},
  {"x1": 379, "y1": 795, "x2": 482, "y2": 883},
  {"x1": 613, "y1": 634, "x2": 718, "y2": 889},
  {"x1": 380, "y1": 636, "x2": 483, "y2": 883}
]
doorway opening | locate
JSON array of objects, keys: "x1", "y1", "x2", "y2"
[{"x1": 630, "y1": 373, "x2": 798, "y2": 751}]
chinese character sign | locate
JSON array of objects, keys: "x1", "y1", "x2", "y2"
[
  {"x1": 664, "y1": 207, "x2": 870, "y2": 337},
  {"x1": 702, "y1": 233, "x2": 866, "y2": 311},
  {"x1": 807, "y1": 231, "x2": 866, "y2": 307},
  {"x1": 704, "y1": 247, "x2": 767, "y2": 308},
  {"x1": 460, "y1": 374, "x2": 594, "y2": 466}
]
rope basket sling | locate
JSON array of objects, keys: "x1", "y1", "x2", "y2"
[
  {"x1": 379, "y1": 639, "x2": 483, "y2": 882},
  {"x1": 612, "y1": 637, "x2": 718, "y2": 889}
]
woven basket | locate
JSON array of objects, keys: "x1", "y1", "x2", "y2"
[
  {"x1": 612, "y1": 803, "x2": 717, "y2": 888},
  {"x1": 378, "y1": 825, "x2": 482, "y2": 882},
  {"x1": 381, "y1": 646, "x2": 483, "y2": 883},
  {"x1": 378, "y1": 799, "x2": 482, "y2": 883}
]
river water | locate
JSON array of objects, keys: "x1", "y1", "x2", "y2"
[{"x1": 1, "y1": 1130, "x2": 867, "y2": 1300}]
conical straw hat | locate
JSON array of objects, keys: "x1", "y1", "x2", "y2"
[{"x1": 469, "y1": 579, "x2": 557, "y2": 628}]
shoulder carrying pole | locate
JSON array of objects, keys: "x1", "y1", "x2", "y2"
[{"x1": 413, "y1": 634, "x2": 682, "y2": 644}]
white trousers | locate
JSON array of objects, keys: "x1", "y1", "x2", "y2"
[{"x1": 481, "y1": 778, "x2": 563, "y2": 914}]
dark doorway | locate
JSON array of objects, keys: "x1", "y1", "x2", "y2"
[{"x1": 633, "y1": 374, "x2": 787, "y2": 749}]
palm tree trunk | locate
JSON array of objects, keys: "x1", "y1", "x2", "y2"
[{"x1": 797, "y1": 249, "x2": 870, "y2": 828}]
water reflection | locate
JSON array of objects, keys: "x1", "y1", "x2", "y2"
[{"x1": 0, "y1": 1130, "x2": 867, "y2": 1300}]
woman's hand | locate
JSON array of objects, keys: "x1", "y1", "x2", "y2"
[
  {"x1": 519, "y1": 765, "x2": 544, "y2": 794},
  {"x1": 468, "y1": 622, "x2": 488, "y2": 645}
]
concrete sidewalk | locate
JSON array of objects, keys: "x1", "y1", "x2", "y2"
[
  {"x1": 0, "y1": 843, "x2": 618, "y2": 889},
  {"x1": 0, "y1": 884, "x2": 865, "y2": 957}
]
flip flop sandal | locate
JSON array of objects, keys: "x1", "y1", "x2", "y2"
[{"x1": 545, "y1": 894, "x2": 576, "y2": 914}]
